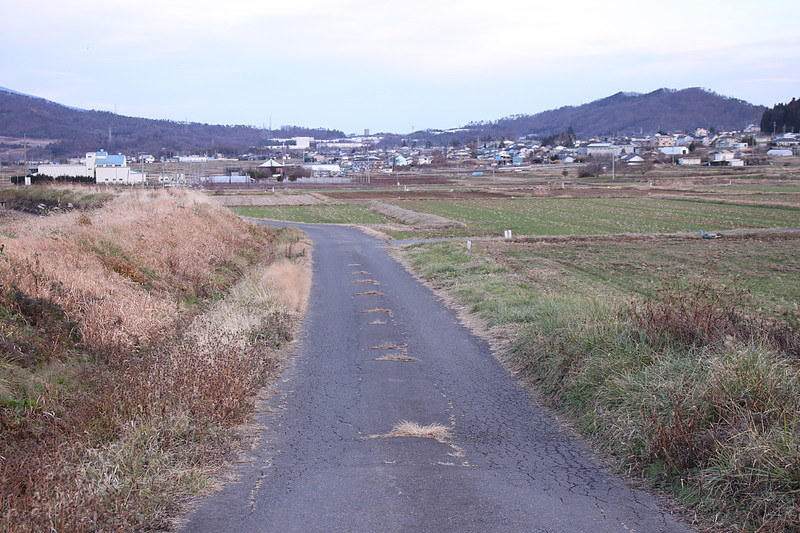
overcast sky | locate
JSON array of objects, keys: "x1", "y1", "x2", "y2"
[{"x1": 3, "y1": 0, "x2": 799, "y2": 135}]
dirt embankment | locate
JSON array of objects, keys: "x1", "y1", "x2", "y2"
[{"x1": 369, "y1": 201, "x2": 466, "y2": 229}]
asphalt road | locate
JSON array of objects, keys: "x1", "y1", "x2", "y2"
[{"x1": 181, "y1": 223, "x2": 694, "y2": 533}]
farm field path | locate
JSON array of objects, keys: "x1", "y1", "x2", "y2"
[{"x1": 181, "y1": 223, "x2": 693, "y2": 533}]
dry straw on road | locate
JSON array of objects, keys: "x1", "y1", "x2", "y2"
[{"x1": 367, "y1": 420, "x2": 452, "y2": 442}]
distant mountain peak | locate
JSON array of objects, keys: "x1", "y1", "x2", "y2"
[{"x1": 424, "y1": 88, "x2": 765, "y2": 142}]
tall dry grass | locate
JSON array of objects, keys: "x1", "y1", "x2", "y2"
[
  {"x1": 0, "y1": 188, "x2": 308, "y2": 531},
  {"x1": 403, "y1": 241, "x2": 800, "y2": 532},
  {"x1": 510, "y1": 281, "x2": 800, "y2": 533}
]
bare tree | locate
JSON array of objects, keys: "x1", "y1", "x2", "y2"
[
  {"x1": 577, "y1": 156, "x2": 610, "y2": 178},
  {"x1": 283, "y1": 165, "x2": 312, "y2": 181}
]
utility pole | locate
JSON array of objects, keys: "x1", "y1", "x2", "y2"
[{"x1": 611, "y1": 151, "x2": 615, "y2": 180}]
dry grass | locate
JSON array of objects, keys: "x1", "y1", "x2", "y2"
[
  {"x1": 356, "y1": 290, "x2": 384, "y2": 296},
  {"x1": 261, "y1": 259, "x2": 311, "y2": 314},
  {"x1": 374, "y1": 354, "x2": 418, "y2": 362},
  {"x1": 353, "y1": 279, "x2": 379, "y2": 285},
  {"x1": 0, "y1": 189, "x2": 275, "y2": 355},
  {"x1": 368, "y1": 420, "x2": 452, "y2": 442},
  {"x1": 370, "y1": 341, "x2": 415, "y2": 361},
  {"x1": 370, "y1": 342, "x2": 408, "y2": 350},
  {"x1": 0, "y1": 188, "x2": 307, "y2": 531}
]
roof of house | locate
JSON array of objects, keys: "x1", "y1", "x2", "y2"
[{"x1": 96, "y1": 154, "x2": 126, "y2": 166}]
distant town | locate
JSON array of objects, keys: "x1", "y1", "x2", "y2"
[{"x1": 18, "y1": 125, "x2": 800, "y2": 187}]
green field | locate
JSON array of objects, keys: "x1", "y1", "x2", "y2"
[
  {"x1": 393, "y1": 197, "x2": 800, "y2": 236},
  {"x1": 234, "y1": 196, "x2": 800, "y2": 239},
  {"x1": 500, "y1": 235, "x2": 800, "y2": 317}
]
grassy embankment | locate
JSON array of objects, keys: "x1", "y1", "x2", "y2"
[
  {"x1": 0, "y1": 187, "x2": 308, "y2": 531},
  {"x1": 400, "y1": 233, "x2": 800, "y2": 533},
  {"x1": 0, "y1": 187, "x2": 113, "y2": 214}
]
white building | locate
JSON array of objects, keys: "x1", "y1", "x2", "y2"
[
  {"x1": 709, "y1": 150, "x2": 743, "y2": 166},
  {"x1": 35, "y1": 162, "x2": 92, "y2": 179},
  {"x1": 660, "y1": 146, "x2": 689, "y2": 156},
  {"x1": 302, "y1": 163, "x2": 342, "y2": 177},
  {"x1": 293, "y1": 137, "x2": 314, "y2": 149},
  {"x1": 579, "y1": 143, "x2": 626, "y2": 157},
  {"x1": 767, "y1": 149, "x2": 793, "y2": 157},
  {"x1": 678, "y1": 156, "x2": 703, "y2": 166},
  {"x1": 35, "y1": 151, "x2": 145, "y2": 184}
]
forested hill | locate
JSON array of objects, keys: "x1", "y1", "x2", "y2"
[
  {"x1": 419, "y1": 88, "x2": 765, "y2": 144},
  {"x1": 760, "y1": 97, "x2": 800, "y2": 134},
  {"x1": 0, "y1": 87, "x2": 343, "y2": 158}
]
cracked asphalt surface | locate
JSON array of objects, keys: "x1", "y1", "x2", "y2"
[{"x1": 182, "y1": 223, "x2": 694, "y2": 533}]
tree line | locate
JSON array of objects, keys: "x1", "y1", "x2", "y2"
[{"x1": 761, "y1": 97, "x2": 800, "y2": 134}]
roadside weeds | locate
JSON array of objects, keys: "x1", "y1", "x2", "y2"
[{"x1": 395, "y1": 238, "x2": 800, "y2": 533}]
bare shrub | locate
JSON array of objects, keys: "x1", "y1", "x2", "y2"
[
  {"x1": 630, "y1": 277, "x2": 750, "y2": 349},
  {"x1": 631, "y1": 277, "x2": 800, "y2": 358},
  {"x1": 577, "y1": 158, "x2": 609, "y2": 178},
  {"x1": 646, "y1": 393, "x2": 715, "y2": 471}
]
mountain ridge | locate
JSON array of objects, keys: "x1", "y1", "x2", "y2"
[
  {"x1": 444, "y1": 88, "x2": 764, "y2": 142},
  {"x1": 0, "y1": 87, "x2": 344, "y2": 159},
  {"x1": 0, "y1": 86, "x2": 766, "y2": 158}
]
